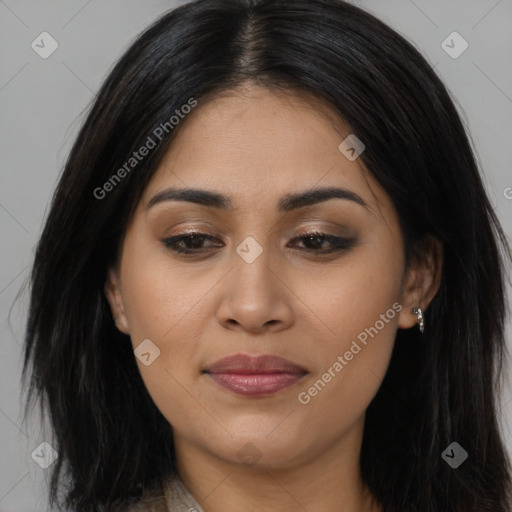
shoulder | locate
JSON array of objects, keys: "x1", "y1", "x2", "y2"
[
  {"x1": 123, "y1": 482, "x2": 168, "y2": 512},
  {"x1": 121, "y1": 476, "x2": 203, "y2": 512}
]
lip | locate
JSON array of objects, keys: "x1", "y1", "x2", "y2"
[{"x1": 204, "y1": 354, "x2": 308, "y2": 396}]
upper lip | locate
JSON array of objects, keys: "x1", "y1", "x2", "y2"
[{"x1": 205, "y1": 354, "x2": 307, "y2": 375}]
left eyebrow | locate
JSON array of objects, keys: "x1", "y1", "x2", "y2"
[
  {"x1": 145, "y1": 186, "x2": 369, "y2": 212},
  {"x1": 277, "y1": 187, "x2": 368, "y2": 212}
]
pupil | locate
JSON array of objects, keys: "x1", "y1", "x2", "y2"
[
  {"x1": 308, "y1": 235, "x2": 323, "y2": 248},
  {"x1": 189, "y1": 234, "x2": 203, "y2": 248}
]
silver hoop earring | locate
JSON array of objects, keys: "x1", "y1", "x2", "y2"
[{"x1": 412, "y1": 307, "x2": 424, "y2": 333}]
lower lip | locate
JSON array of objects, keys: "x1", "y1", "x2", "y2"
[{"x1": 207, "y1": 372, "x2": 305, "y2": 396}]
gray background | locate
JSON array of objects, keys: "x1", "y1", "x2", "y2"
[{"x1": 1, "y1": 1, "x2": 511, "y2": 510}]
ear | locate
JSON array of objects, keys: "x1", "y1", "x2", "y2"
[
  {"x1": 104, "y1": 266, "x2": 130, "y2": 335},
  {"x1": 398, "y1": 235, "x2": 443, "y2": 330}
]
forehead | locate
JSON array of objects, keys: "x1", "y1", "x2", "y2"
[{"x1": 141, "y1": 85, "x2": 389, "y2": 217}]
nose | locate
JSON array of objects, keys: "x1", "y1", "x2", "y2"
[{"x1": 215, "y1": 245, "x2": 294, "y2": 335}]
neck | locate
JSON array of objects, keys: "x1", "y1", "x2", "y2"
[{"x1": 173, "y1": 415, "x2": 381, "y2": 512}]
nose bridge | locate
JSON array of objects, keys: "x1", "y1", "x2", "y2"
[
  {"x1": 226, "y1": 203, "x2": 288, "y2": 295},
  {"x1": 214, "y1": 231, "x2": 293, "y2": 332},
  {"x1": 232, "y1": 233, "x2": 276, "y2": 296},
  {"x1": 228, "y1": 203, "x2": 276, "y2": 271}
]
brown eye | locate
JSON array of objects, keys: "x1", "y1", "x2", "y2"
[
  {"x1": 290, "y1": 231, "x2": 356, "y2": 254},
  {"x1": 162, "y1": 232, "x2": 222, "y2": 254}
]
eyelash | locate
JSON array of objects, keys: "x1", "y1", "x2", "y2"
[{"x1": 161, "y1": 230, "x2": 356, "y2": 256}]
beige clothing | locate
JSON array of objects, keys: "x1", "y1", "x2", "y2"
[{"x1": 126, "y1": 476, "x2": 205, "y2": 512}]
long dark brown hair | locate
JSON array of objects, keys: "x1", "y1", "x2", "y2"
[{"x1": 22, "y1": 0, "x2": 512, "y2": 510}]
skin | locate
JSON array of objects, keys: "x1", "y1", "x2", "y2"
[{"x1": 105, "y1": 83, "x2": 442, "y2": 512}]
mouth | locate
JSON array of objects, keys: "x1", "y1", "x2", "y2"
[{"x1": 203, "y1": 354, "x2": 308, "y2": 396}]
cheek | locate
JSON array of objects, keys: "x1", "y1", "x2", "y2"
[
  {"x1": 295, "y1": 304, "x2": 399, "y2": 443},
  {"x1": 294, "y1": 238, "x2": 403, "y2": 416},
  {"x1": 119, "y1": 238, "x2": 211, "y2": 343},
  {"x1": 294, "y1": 232, "x2": 403, "y2": 345},
  {"x1": 118, "y1": 243, "x2": 218, "y2": 414}
]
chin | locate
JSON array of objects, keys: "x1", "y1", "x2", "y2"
[{"x1": 208, "y1": 429, "x2": 312, "y2": 470}]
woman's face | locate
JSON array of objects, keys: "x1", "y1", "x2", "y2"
[{"x1": 106, "y1": 84, "x2": 424, "y2": 469}]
